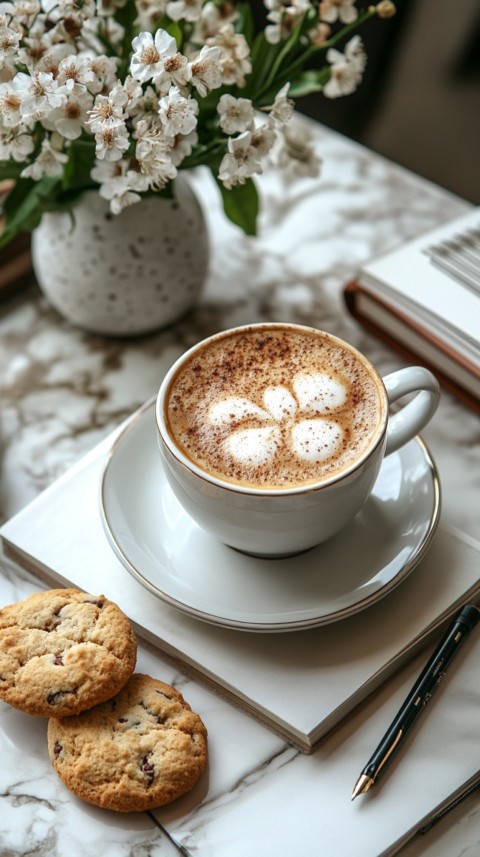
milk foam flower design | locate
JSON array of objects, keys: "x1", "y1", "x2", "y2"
[{"x1": 208, "y1": 373, "x2": 348, "y2": 468}]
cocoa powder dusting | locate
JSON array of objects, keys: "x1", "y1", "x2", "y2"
[{"x1": 165, "y1": 327, "x2": 384, "y2": 489}]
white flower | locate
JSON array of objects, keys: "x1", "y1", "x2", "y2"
[
  {"x1": 83, "y1": 55, "x2": 119, "y2": 95},
  {"x1": 19, "y1": 38, "x2": 73, "y2": 75},
  {"x1": 134, "y1": 116, "x2": 170, "y2": 157},
  {"x1": 75, "y1": 16, "x2": 113, "y2": 56},
  {"x1": 264, "y1": 11, "x2": 284, "y2": 45},
  {"x1": 308, "y1": 22, "x2": 331, "y2": 44},
  {"x1": 114, "y1": 74, "x2": 143, "y2": 104},
  {"x1": 217, "y1": 93, "x2": 254, "y2": 135},
  {"x1": 323, "y1": 34, "x2": 366, "y2": 98},
  {"x1": 166, "y1": 0, "x2": 203, "y2": 22},
  {"x1": 135, "y1": 0, "x2": 168, "y2": 31},
  {"x1": 130, "y1": 28, "x2": 175, "y2": 84},
  {"x1": 192, "y1": 1, "x2": 238, "y2": 42},
  {"x1": 266, "y1": 82, "x2": 294, "y2": 125},
  {"x1": 42, "y1": 89, "x2": 92, "y2": 139},
  {"x1": 138, "y1": 151, "x2": 177, "y2": 188},
  {"x1": 153, "y1": 47, "x2": 191, "y2": 95},
  {"x1": 275, "y1": 123, "x2": 321, "y2": 178},
  {"x1": 218, "y1": 130, "x2": 263, "y2": 189},
  {"x1": 96, "y1": 0, "x2": 128, "y2": 16},
  {"x1": 207, "y1": 24, "x2": 251, "y2": 87},
  {"x1": 91, "y1": 158, "x2": 149, "y2": 213},
  {"x1": 345, "y1": 33, "x2": 367, "y2": 70},
  {"x1": 134, "y1": 117, "x2": 177, "y2": 188},
  {"x1": 131, "y1": 29, "x2": 191, "y2": 95},
  {"x1": 169, "y1": 127, "x2": 197, "y2": 166},
  {"x1": 0, "y1": 1, "x2": 40, "y2": 26},
  {"x1": 319, "y1": 0, "x2": 358, "y2": 24},
  {"x1": 158, "y1": 85, "x2": 198, "y2": 136},
  {"x1": 0, "y1": 23, "x2": 21, "y2": 63},
  {"x1": 264, "y1": 0, "x2": 313, "y2": 45},
  {"x1": 208, "y1": 371, "x2": 348, "y2": 468},
  {"x1": 14, "y1": 71, "x2": 65, "y2": 120},
  {"x1": 87, "y1": 92, "x2": 126, "y2": 132},
  {"x1": 0, "y1": 61, "x2": 16, "y2": 82},
  {"x1": 0, "y1": 124, "x2": 35, "y2": 161},
  {"x1": 189, "y1": 44, "x2": 222, "y2": 97},
  {"x1": 20, "y1": 136, "x2": 68, "y2": 179},
  {"x1": 0, "y1": 80, "x2": 22, "y2": 126},
  {"x1": 250, "y1": 122, "x2": 276, "y2": 158},
  {"x1": 90, "y1": 158, "x2": 116, "y2": 184},
  {"x1": 94, "y1": 122, "x2": 130, "y2": 161},
  {"x1": 127, "y1": 84, "x2": 159, "y2": 126},
  {"x1": 57, "y1": 55, "x2": 91, "y2": 93},
  {"x1": 41, "y1": 0, "x2": 96, "y2": 22}
]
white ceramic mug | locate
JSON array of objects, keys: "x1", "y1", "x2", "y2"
[{"x1": 155, "y1": 324, "x2": 440, "y2": 557}]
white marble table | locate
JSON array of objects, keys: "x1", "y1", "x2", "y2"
[{"x1": 1, "y1": 118, "x2": 479, "y2": 856}]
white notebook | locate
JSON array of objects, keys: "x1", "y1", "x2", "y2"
[
  {"x1": 1, "y1": 403, "x2": 480, "y2": 752},
  {"x1": 358, "y1": 206, "x2": 479, "y2": 366}
]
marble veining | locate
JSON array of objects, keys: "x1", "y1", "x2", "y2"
[{"x1": 1, "y1": 116, "x2": 479, "y2": 856}]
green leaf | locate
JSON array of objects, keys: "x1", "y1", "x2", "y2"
[
  {"x1": 257, "y1": 15, "x2": 305, "y2": 98},
  {"x1": 40, "y1": 187, "x2": 85, "y2": 213},
  {"x1": 287, "y1": 68, "x2": 331, "y2": 98},
  {"x1": 179, "y1": 138, "x2": 226, "y2": 171},
  {"x1": 165, "y1": 20, "x2": 182, "y2": 47},
  {"x1": 235, "y1": 2, "x2": 254, "y2": 46},
  {"x1": 215, "y1": 177, "x2": 259, "y2": 236},
  {"x1": 0, "y1": 160, "x2": 25, "y2": 182},
  {"x1": 244, "y1": 33, "x2": 281, "y2": 99},
  {"x1": 62, "y1": 138, "x2": 96, "y2": 192},
  {"x1": 115, "y1": 0, "x2": 138, "y2": 74},
  {"x1": 0, "y1": 176, "x2": 60, "y2": 248}
]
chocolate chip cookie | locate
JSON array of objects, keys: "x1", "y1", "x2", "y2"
[
  {"x1": 0, "y1": 588, "x2": 137, "y2": 716},
  {"x1": 47, "y1": 673, "x2": 208, "y2": 812}
]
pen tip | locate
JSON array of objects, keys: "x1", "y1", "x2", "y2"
[{"x1": 351, "y1": 774, "x2": 374, "y2": 800}]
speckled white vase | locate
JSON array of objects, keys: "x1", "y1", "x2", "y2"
[{"x1": 31, "y1": 177, "x2": 209, "y2": 336}]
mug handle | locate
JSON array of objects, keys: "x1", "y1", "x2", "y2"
[{"x1": 382, "y1": 367, "x2": 440, "y2": 455}]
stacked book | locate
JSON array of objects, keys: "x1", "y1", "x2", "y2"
[{"x1": 344, "y1": 207, "x2": 480, "y2": 413}]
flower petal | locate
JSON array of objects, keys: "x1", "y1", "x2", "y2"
[
  {"x1": 208, "y1": 397, "x2": 269, "y2": 427},
  {"x1": 291, "y1": 418, "x2": 343, "y2": 463},
  {"x1": 225, "y1": 426, "x2": 281, "y2": 466},
  {"x1": 263, "y1": 386, "x2": 297, "y2": 421},
  {"x1": 293, "y1": 372, "x2": 347, "y2": 414}
]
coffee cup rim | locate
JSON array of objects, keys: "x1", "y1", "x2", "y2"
[{"x1": 155, "y1": 323, "x2": 389, "y2": 496}]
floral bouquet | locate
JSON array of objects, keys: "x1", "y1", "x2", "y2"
[{"x1": 0, "y1": 0, "x2": 395, "y2": 245}]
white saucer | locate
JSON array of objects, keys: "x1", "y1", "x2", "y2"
[{"x1": 100, "y1": 401, "x2": 441, "y2": 632}]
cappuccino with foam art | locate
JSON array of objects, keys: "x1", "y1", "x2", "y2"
[{"x1": 164, "y1": 325, "x2": 387, "y2": 490}]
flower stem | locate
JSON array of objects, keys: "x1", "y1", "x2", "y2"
[{"x1": 252, "y1": 6, "x2": 377, "y2": 104}]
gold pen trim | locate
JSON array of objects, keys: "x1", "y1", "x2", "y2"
[
  {"x1": 352, "y1": 729, "x2": 404, "y2": 799},
  {"x1": 375, "y1": 728, "x2": 404, "y2": 777},
  {"x1": 351, "y1": 773, "x2": 375, "y2": 800}
]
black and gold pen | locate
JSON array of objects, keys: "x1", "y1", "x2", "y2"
[{"x1": 352, "y1": 604, "x2": 480, "y2": 800}]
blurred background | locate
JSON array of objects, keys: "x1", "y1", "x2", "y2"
[{"x1": 252, "y1": 0, "x2": 480, "y2": 204}]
